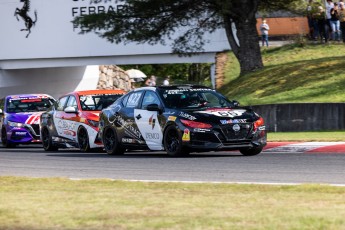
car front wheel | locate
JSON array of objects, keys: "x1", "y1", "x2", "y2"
[
  {"x1": 239, "y1": 147, "x2": 263, "y2": 156},
  {"x1": 42, "y1": 128, "x2": 58, "y2": 151},
  {"x1": 163, "y1": 125, "x2": 189, "y2": 157},
  {"x1": 78, "y1": 127, "x2": 90, "y2": 152},
  {"x1": 102, "y1": 127, "x2": 125, "y2": 155},
  {"x1": 1, "y1": 127, "x2": 15, "y2": 148}
]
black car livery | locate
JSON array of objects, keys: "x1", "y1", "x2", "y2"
[{"x1": 99, "y1": 85, "x2": 267, "y2": 157}]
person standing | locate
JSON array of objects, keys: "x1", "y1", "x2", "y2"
[
  {"x1": 315, "y1": 6, "x2": 328, "y2": 43},
  {"x1": 325, "y1": 0, "x2": 334, "y2": 40},
  {"x1": 330, "y1": 3, "x2": 340, "y2": 41},
  {"x1": 163, "y1": 76, "x2": 170, "y2": 86},
  {"x1": 260, "y1": 19, "x2": 270, "y2": 47},
  {"x1": 145, "y1": 75, "x2": 156, "y2": 86},
  {"x1": 339, "y1": 2, "x2": 345, "y2": 42}
]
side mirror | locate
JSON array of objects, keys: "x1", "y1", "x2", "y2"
[
  {"x1": 64, "y1": 106, "x2": 78, "y2": 113},
  {"x1": 0, "y1": 109, "x2": 3, "y2": 115},
  {"x1": 146, "y1": 104, "x2": 162, "y2": 113},
  {"x1": 232, "y1": 100, "x2": 240, "y2": 107}
]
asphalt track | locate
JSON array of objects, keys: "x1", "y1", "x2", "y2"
[{"x1": 0, "y1": 142, "x2": 344, "y2": 185}]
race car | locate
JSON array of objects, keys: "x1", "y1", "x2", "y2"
[
  {"x1": 0, "y1": 94, "x2": 56, "y2": 147},
  {"x1": 99, "y1": 85, "x2": 267, "y2": 157},
  {"x1": 40, "y1": 89, "x2": 126, "y2": 152}
]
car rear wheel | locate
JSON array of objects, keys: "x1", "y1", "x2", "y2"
[
  {"x1": 239, "y1": 147, "x2": 263, "y2": 156},
  {"x1": 102, "y1": 127, "x2": 125, "y2": 155},
  {"x1": 42, "y1": 128, "x2": 58, "y2": 151},
  {"x1": 1, "y1": 127, "x2": 16, "y2": 148},
  {"x1": 78, "y1": 127, "x2": 90, "y2": 152},
  {"x1": 163, "y1": 125, "x2": 189, "y2": 157}
]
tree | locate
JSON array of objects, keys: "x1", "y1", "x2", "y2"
[{"x1": 73, "y1": 0, "x2": 302, "y2": 76}]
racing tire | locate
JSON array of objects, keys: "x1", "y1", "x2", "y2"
[
  {"x1": 1, "y1": 127, "x2": 16, "y2": 148},
  {"x1": 163, "y1": 125, "x2": 189, "y2": 157},
  {"x1": 41, "y1": 128, "x2": 58, "y2": 151},
  {"x1": 239, "y1": 147, "x2": 263, "y2": 156},
  {"x1": 102, "y1": 127, "x2": 125, "y2": 155},
  {"x1": 77, "y1": 127, "x2": 91, "y2": 152}
]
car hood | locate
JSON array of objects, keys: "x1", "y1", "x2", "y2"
[
  {"x1": 178, "y1": 108, "x2": 258, "y2": 124},
  {"x1": 6, "y1": 112, "x2": 44, "y2": 125}
]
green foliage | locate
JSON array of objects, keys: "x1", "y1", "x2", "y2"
[{"x1": 120, "y1": 63, "x2": 212, "y2": 87}]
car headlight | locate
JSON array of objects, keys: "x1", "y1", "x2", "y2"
[
  {"x1": 8, "y1": 121, "x2": 25, "y2": 127},
  {"x1": 87, "y1": 119, "x2": 99, "y2": 127}
]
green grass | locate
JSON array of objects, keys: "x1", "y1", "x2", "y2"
[
  {"x1": 220, "y1": 43, "x2": 345, "y2": 106},
  {"x1": 268, "y1": 131, "x2": 345, "y2": 142},
  {"x1": 0, "y1": 177, "x2": 344, "y2": 229}
]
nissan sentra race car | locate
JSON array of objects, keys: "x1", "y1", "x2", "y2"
[
  {"x1": 40, "y1": 89, "x2": 125, "y2": 152},
  {"x1": 0, "y1": 94, "x2": 56, "y2": 147},
  {"x1": 99, "y1": 85, "x2": 267, "y2": 157}
]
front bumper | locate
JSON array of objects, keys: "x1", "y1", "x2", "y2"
[
  {"x1": 181, "y1": 124, "x2": 267, "y2": 151},
  {"x1": 5, "y1": 124, "x2": 41, "y2": 144}
]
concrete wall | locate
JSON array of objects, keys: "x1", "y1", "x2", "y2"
[
  {"x1": 252, "y1": 103, "x2": 345, "y2": 132},
  {"x1": 0, "y1": 66, "x2": 99, "y2": 99}
]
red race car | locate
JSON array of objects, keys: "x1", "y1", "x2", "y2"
[{"x1": 40, "y1": 89, "x2": 126, "y2": 152}]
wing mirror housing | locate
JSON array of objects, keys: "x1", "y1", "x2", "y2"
[
  {"x1": 64, "y1": 106, "x2": 78, "y2": 113},
  {"x1": 146, "y1": 104, "x2": 163, "y2": 113},
  {"x1": 232, "y1": 100, "x2": 240, "y2": 107},
  {"x1": 0, "y1": 109, "x2": 3, "y2": 115}
]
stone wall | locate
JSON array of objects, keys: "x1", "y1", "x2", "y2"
[{"x1": 97, "y1": 65, "x2": 132, "y2": 92}]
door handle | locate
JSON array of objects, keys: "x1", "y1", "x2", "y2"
[{"x1": 136, "y1": 114, "x2": 142, "y2": 120}]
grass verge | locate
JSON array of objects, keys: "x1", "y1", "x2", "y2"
[
  {"x1": 268, "y1": 131, "x2": 345, "y2": 142},
  {"x1": 0, "y1": 177, "x2": 344, "y2": 229}
]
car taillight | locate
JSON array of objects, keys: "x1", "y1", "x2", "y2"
[
  {"x1": 253, "y1": 117, "x2": 264, "y2": 131},
  {"x1": 180, "y1": 119, "x2": 212, "y2": 129}
]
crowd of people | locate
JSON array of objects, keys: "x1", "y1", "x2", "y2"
[{"x1": 307, "y1": 0, "x2": 345, "y2": 43}]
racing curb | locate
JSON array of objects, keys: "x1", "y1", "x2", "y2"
[{"x1": 264, "y1": 142, "x2": 345, "y2": 153}]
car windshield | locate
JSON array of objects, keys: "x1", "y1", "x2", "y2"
[
  {"x1": 79, "y1": 94, "x2": 123, "y2": 111},
  {"x1": 6, "y1": 97, "x2": 55, "y2": 113},
  {"x1": 158, "y1": 88, "x2": 233, "y2": 109}
]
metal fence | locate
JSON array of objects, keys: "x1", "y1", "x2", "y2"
[{"x1": 251, "y1": 103, "x2": 345, "y2": 132}]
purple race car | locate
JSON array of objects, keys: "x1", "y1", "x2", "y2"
[{"x1": 0, "y1": 94, "x2": 55, "y2": 147}]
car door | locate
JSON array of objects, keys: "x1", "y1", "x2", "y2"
[
  {"x1": 53, "y1": 96, "x2": 69, "y2": 139},
  {"x1": 59, "y1": 95, "x2": 79, "y2": 142},
  {"x1": 115, "y1": 91, "x2": 145, "y2": 145},
  {"x1": 134, "y1": 90, "x2": 164, "y2": 150}
]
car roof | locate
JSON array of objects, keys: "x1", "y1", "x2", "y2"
[
  {"x1": 5, "y1": 94, "x2": 54, "y2": 99},
  {"x1": 133, "y1": 84, "x2": 212, "y2": 92},
  {"x1": 66, "y1": 89, "x2": 126, "y2": 96}
]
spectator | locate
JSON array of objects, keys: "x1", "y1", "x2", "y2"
[
  {"x1": 325, "y1": 0, "x2": 334, "y2": 39},
  {"x1": 339, "y1": 2, "x2": 345, "y2": 42},
  {"x1": 330, "y1": 3, "x2": 340, "y2": 42},
  {"x1": 260, "y1": 19, "x2": 270, "y2": 47},
  {"x1": 307, "y1": 0, "x2": 321, "y2": 40},
  {"x1": 315, "y1": 6, "x2": 328, "y2": 43},
  {"x1": 145, "y1": 75, "x2": 156, "y2": 86},
  {"x1": 163, "y1": 76, "x2": 170, "y2": 86}
]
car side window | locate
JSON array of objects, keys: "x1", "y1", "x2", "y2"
[
  {"x1": 57, "y1": 96, "x2": 68, "y2": 111},
  {"x1": 66, "y1": 96, "x2": 78, "y2": 110},
  {"x1": 124, "y1": 92, "x2": 143, "y2": 108},
  {"x1": 141, "y1": 91, "x2": 160, "y2": 109}
]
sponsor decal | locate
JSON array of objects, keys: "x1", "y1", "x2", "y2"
[
  {"x1": 179, "y1": 112, "x2": 196, "y2": 121},
  {"x1": 145, "y1": 133, "x2": 159, "y2": 140},
  {"x1": 122, "y1": 138, "x2": 135, "y2": 143},
  {"x1": 196, "y1": 109, "x2": 246, "y2": 118},
  {"x1": 14, "y1": 0, "x2": 38, "y2": 38},
  {"x1": 15, "y1": 131, "x2": 27, "y2": 136},
  {"x1": 25, "y1": 113, "x2": 41, "y2": 125},
  {"x1": 258, "y1": 126, "x2": 266, "y2": 131},
  {"x1": 220, "y1": 119, "x2": 247, "y2": 124},
  {"x1": 149, "y1": 115, "x2": 156, "y2": 129},
  {"x1": 182, "y1": 129, "x2": 190, "y2": 142},
  {"x1": 168, "y1": 116, "x2": 177, "y2": 121},
  {"x1": 193, "y1": 128, "x2": 211, "y2": 133},
  {"x1": 232, "y1": 124, "x2": 241, "y2": 132}
]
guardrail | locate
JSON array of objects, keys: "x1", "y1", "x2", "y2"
[{"x1": 251, "y1": 103, "x2": 345, "y2": 132}]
